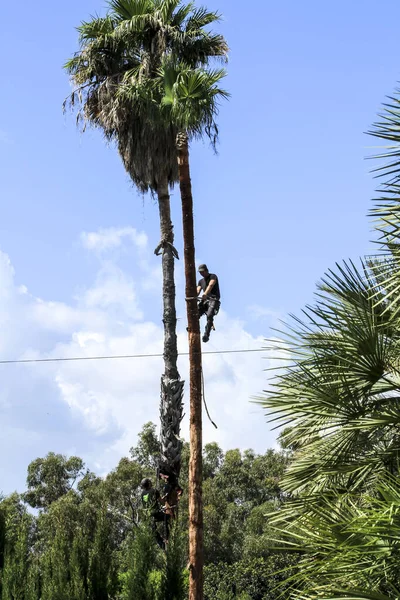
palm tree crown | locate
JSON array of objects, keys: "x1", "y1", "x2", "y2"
[{"x1": 65, "y1": 0, "x2": 227, "y2": 192}]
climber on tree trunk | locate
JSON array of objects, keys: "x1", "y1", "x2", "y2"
[
  {"x1": 197, "y1": 264, "x2": 221, "y2": 343},
  {"x1": 140, "y1": 477, "x2": 170, "y2": 549}
]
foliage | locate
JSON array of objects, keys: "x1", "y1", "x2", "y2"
[
  {"x1": 0, "y1": 423, "x2": 293, "y2": 599},
  {"x1": 122, "y1": 521, "x2": 159, "y2": 600},
  {"x1": 158, "y1": 60, "x2": 229, "y2": 142},
  {"x1": 130, "y1": 421, "x2": 160, "y2": 473},
  {"x1": 162, "y1": 524, "x2": 188, "y2": 600},
  {"x1": 204, "y1": 555, "x2": 298, "y2": 600},
  {"x1": 24, "y1": 453, "x2": 84, "y2": 510},
  {"x1": 65, "y1": 0, "x2": 228, "y2": 193},
  {"x1": 259, "y1": 85, "x2": 400, "y2": 600},
  {"x1": 0, "y1": 494, "x2": 34, "y2": 600},
  {"x1": 202, "y1": 447, "x2": 289, "y2": 565}
]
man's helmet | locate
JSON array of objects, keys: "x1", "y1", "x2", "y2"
[{"x1": 141, "y1": 478, "x2": 152, "y2": 489}]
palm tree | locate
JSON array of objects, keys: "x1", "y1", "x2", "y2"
[
  {"x1": 269, "y1": 473, "x2": 400, "y2": 600},
  {"x1": 258, "y1": 86, "x2": 400, "y2": 600},
  {"x1": 120, "y1": 55, "x2": 228, "y2": 600},
  {"x1": 160, "y1": 62, "x2": 228, "y2": 600},
  {"x1": 65, "y1": 0, "x2": 227, "y2": 481},
  {"x1": 122, "y1": 61, "x2": 229, "y2": 599},
  {"x1": 264, "y1": 258, "x2": 400, "y2": 494}
]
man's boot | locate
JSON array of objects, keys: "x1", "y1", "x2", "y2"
[{"x1": 203, "y1": 320, "x2": 212, "y2": 343}]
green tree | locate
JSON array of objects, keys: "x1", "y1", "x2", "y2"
[
  {"x1": 204, "y1": 555, "x2": 298, "y2": 600},
  {"x1": 123, "y1": 522, "x2": 159, "y2": 600},
  {"x1": 105, "y1": 457, "x2": 143, "y2": 527},
  {"x1": 39, "y1": 493, "x2": 82, "y2": 600},
  {"x1": 69, "y1": 531, "x2": 88, "y2": 600},
  {"x1": 24, "y1": 453, "x2": 84, "y2": 510},
  {"x1": 203, "y1": 443, "x2": 223, "y2": 480},
  {"x1": 0, "y1": 503, "x2": 5, "y2": 585},
  {"x1": 88, "y1": 501, "x2": 119, "y2": 600},
  {"x1": 202, "y1": 446, "x2": 289, "y2": 566},
  {"x1": 162, "y1": 524, "x2": 188, "y2": 600},
  {"x1": 130, "y1": 422, "x2": 161, "y2": 473},
  {"x1": 0, "y1": 494, "x2": 35, "y2": 600},
  {"x1": 0, "y1": 427, "x2": 294, "y2": 600}
]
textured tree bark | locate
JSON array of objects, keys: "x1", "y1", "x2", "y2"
[
  {"x1": 157, "y1": 177, "x2": 184, "y2": 477},
  {"x1": 176, "y1": 132, "x2": 203, "y2": 600}
]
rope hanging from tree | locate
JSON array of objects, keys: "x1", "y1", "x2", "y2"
[{"x1": 201, "y1": 367, "x2": 218, "y2": 429}]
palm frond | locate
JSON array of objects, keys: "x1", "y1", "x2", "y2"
[
  {"x1": 260, "y1": 256, "x2": 400, "y2": 495},
  {"x1": 77, "y1": 16, "x2": 115, "y2": 42},
  {"x1": 170, "y1": 1, "x2": 194, "y2": 26},
  {"x1": 185, "y1": 6, "x2": 221, "y2": 31},
  {"x1": 156, "y1": 0, "x2": 182, "y2": 23},
  {"x1": 267, "y1": 475, "x2": 400, "y2": 600},
  {"x1": 109, "y1": 0, "x2": 151, "y2": 21},
  {"x1": 173, "y1": 32, "x2": 228, "y2": 66},
  {"x1": 158, "y1": 61, "x2": 228, "y2": 146},
  {"x1": 366, "y1": 88, "x2": 400, "y2": 316}
]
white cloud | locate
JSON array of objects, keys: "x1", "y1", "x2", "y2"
[
  {"x1": 30, "y1": 299, "x2": 107, "y2": 334},
  {"x1": 81, "y1": 227, "x2": 148, "y2": 253},
  {"x1": 55, "y1": 376, "x2": 119, "y2": 435},
  {"x1": 0, "y1": 227, "x2": 280, "y2": 495},
  {"x1": 247, "y1": 304, "x2": 282, "y2": 321},
  {"x1": 81, "y1": 261, "x2": 143, "y2": 320}
]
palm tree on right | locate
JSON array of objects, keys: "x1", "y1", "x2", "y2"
[{"x1": 260, "y1": 88, "x2": 400, "y2": 600}]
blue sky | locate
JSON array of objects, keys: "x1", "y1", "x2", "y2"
[{"x1": 0, "y1": 0, "x2": 399, "y2": 494}]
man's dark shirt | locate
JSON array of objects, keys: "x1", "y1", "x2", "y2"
[{"x1": 198, "y1": 273, "x2": 220, "y2": 300}]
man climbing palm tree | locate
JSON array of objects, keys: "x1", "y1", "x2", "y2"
[
  {"x1": 197, "y1": 264, "x2": 221, "y2": 343},
  {"x1": 140, "y1": 478, "x2": 169, "y2": 549}
]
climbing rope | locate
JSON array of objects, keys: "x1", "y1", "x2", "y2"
[
  {"x1": 185, "y1": 297, "x2": 218, "y2": 428},
  {"x1": 201, "y1": 366, "x2": 218, "y2": 429}
]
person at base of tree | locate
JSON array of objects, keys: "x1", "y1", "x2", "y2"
[
  {"x1": 197, "y1": 264, "x2": 221, "y2": 343},
  {"x1": 140, "y1": 478, "x2": 169, "y2": 549}
]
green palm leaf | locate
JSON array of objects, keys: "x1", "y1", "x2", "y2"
[
  {"x1": 186, "y1": 6, "x2": 221, "y2": 31},
  {"x1": 109, "y1": 0, "x2": 151, "y2": 21}
]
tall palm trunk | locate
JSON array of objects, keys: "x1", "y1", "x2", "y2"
[
  {"x1": 157, "y1": 176, "x2": 184, "y2": 478},
  {"x1": 176, "y1": 132, "x2": 204, "y2": 600}
]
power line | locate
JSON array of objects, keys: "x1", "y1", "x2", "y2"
[{"x1": 0, "y1": 348, "x2": 266, "y2": 366}]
